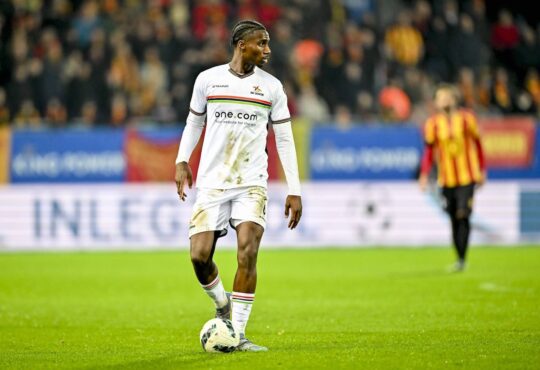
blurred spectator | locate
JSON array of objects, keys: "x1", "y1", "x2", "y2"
[
  {"x1": 45, "y1": 98, "x2": 68, "y2": 127},
  {"x1": 341, "y1": 0, "x2": 374, "y2": 24},
  {"x1": 0, "y1": 2, "x2": 15, "y2": 87},
  {"x1": 236, "y1": 0, "x2": 258, "y2": 20},
  {"x1": 467, "y1": 0, "x2": 490, "y2": 44},
  {"x1": 384, "y1": 9, "x2": 424, "y2": 74},
  {"x1": 169, "y1": 0, "x2": 189, "y2": 29},
  {"x1": 293, "y1": 39, "x2": 324, "y2": 86},
  {"x1": 379, "y1": 82, "x2": 411, "y2": 122},
  {"x1": 316, "y1": 46, "x2": 346, "y2": 113},
  {"x1": 491, "y1": 9, "x2": 520, "y2": 67},
  {"x1": 140, "y1": 47, "x2": 168, "y2": 115},
  {"x1": 403, "y1": 68, "x2": 424, "y2": 105},
  {"x1": 258, "y1": 0, "x2": 282, "y2": 30},
  {"x1": 342, "y1": 44, "x2": 371, "y2": 110},
  {"x1": 491, "y1": 67, "x2": 514, "y2": 114},
  {"x1": 191, "y1": 0, "x2": 228, "y2": 42},
  {"x1": 334, "y1": 105, "x2": 352, "y2": 130},
  {"x1": 525, "y1": 69, "x2": 540, "y2": 113},
  {"x1": 457, "y1": 68, "x2": 477, "y2": 110},
  {"x1": 296, "y1": 85, "x2": 331, "y2": 124},
  {"x1": 0, "y1": 88, "x2": 10, "y2": 126},
  {"x1": 110, "y1": 93, "x2": 128, "y2": 126},
  {"x1": 0, "y1": 0, "x2": 539, "y2": 127},
  {"x1": 441, "y1": 0, "x2": 459, "y2": 28},
  {"x1": 64, "y1": 51, "x2": 93, "y2": 118},
  {"x1": 107, "y1": 42, "x2": 140, "y2": 96},
  {"x1": 355, "y1": 91, "x2": 376, "y2": 121},
  {"x1": 42, "y1": 0, "x2": 73, "y2": 43},
  {"x1": 72, "y1": 0, "x2": 102, "y2": 48},
  {"x1": 424, "y1": 16, "x2": 450, "y2": 82},
  {"x1": 476, "y1": 67, "x2": 492, "y2": 111},
  {"x1": 269, "y1": 20, "x2": 294, "y2": 80},
  {"x1": 41, "y1": 40, "x2": 64, "y2": 107},
  {"x1": 131, "y1": 19, "x2": 155, "y2": 62},
  {"x1": 153, "y1": 92, "x2": 177, "y2": 124},
  {"x1": 513, "y1": 26, "x2": 540, "y2": 82},
  {"x1": 14, "y1": 100, "x2": 41, "y2": 128},
  {"x1": 448, "y1": 14, "x2": 489, "y2": 78},
  {"x1": 412, "y1": 0, "x2": 431, "y2": 34},
  {"x1": 7, "y1": 64, "x2": 33, "y2": 115},
  {"x1": 514, "y1": 90, "x2": 536, "y2": 115},
  {"x1": 75, "y1": 100, "x2": 98, "y2": 127}
]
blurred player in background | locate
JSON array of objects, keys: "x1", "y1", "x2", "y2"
[
  {"x1": 175, "y1": 20, "x2": 302, "y2": 351},
  {"x1": 419, "y1": 84, "x2": 486, "y2": 271}
]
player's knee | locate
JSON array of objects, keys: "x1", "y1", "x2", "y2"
[
  {"x1": 237, "y1": 242, "x2": 259, "y2": 270},
  {"x1": 190, "y1": 247, "x2": 212, "y2": 267},
  {"x1": 455, "y1": 208, "x2": 470, "y2": 220}
]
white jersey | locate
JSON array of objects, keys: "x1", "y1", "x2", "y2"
[{"x1": 189, "y1": 64, "x2": 291, "y2": 190}]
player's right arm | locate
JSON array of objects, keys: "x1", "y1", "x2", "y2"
[
  {"x1": 464, "y1": 111, "x2": 487, "y2": 187},
  {"x1": 271, "y1": 82, "x2": 302, "y2": 229},
  {"x1": 175, "y1": 73, "x2": 207, "y2": 201},
  {"x1": 419, "y1": 117, "x2": 435, "y2": 192}
]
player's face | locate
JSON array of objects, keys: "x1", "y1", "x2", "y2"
[
  {"x1": 242, "y1": 30, "x2": 271, "y2": 68},
  {"x1": 434, "y1": 89, "x2": 457, "y2": 113}
]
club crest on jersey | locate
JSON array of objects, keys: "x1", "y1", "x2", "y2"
[{"x1": 251, "y1": 85, "x2": 264, "y2": 96}]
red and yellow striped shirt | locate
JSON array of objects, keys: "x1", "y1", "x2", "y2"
[{"x1": 420, "y1": 110, "x2": 485, "y2": 188}]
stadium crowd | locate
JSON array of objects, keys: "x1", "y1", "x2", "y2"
[{"x1": 0, "y1": 0, "x2": 539, "y2": 128}]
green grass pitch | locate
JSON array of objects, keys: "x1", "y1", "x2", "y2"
[{"x1": 1, "y1": 247, "x2": 539, "y2": 369}]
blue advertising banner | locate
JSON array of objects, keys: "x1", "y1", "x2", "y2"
[
  {"x1": 10, "y1": 130, "x2": 125, "y2": 183},
  {"x1": 310, "y1": 125, "x2": 423, "y2": 180}
]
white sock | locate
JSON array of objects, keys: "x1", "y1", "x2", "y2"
[
  {"x1": 231, "y1": 292, "x2": 255, "y2": 335},
  {"x1": 201, "y1": 275, "x2": 228, "y2": 309}
]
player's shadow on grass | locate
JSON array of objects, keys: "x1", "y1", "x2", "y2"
[
  {"x1": 92, "y1": 351, "x2": 257, "y2": 370},
  {"x1": 386, "y1": 268, "x2": 453, "y2": 279}
]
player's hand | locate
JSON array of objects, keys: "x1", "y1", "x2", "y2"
[
  {"x1": 418, "y1": 174, "x2": 428, "y2": 192},
  {"x1": 284, "y1": 195, "x2": 302, "y2": 230},
  {"x1": 476, "y1": 170, "x2": 487, "y2": 189},
  {"x1": 175, "y1": 162, "x2": 193, "y2": 201}
]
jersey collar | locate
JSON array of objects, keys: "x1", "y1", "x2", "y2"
[{"x1": 228, "y1": 66, "x2": 255, "y2": 79}]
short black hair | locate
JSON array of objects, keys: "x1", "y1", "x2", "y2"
[{"x1": 230, "y1": 20, "x2": 267, "y2": 47}]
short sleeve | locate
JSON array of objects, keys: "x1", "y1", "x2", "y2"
[
  {"x1": 464, "y1": 111, "x2": 480, "y2": 138},
  {"x1": 423, "y1": 117, "x2": 435, "y2": 145},
  {"x1": 270, "y1": 84, "x2": 291, "y2": 124},
  {"x1": 189, "y1": 73, "x2": 207, "y2": 115}
]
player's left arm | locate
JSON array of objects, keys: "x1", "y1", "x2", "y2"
[
  {"x1": 272, "y1": 83, "x2": 302, "y2": 230},
  {"x1": 419, "y1": 117, "x2": 435, "y2": 192},
  {"x1": 465, "y1": 111, "x2": 487, "y2": 185}
]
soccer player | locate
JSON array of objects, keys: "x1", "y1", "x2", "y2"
[
  {"x1": 419, "y1": 84, "x2": 486, "y2": 271},
  {"x1": 174, "y1": 20, "x2": 302, "y2": 352}
]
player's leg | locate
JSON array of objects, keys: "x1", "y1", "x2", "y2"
[
  {"x1": 189, "y1": 189, "x2": 232, "y2": 318},
  {"x1": 229, "y1": 186, "x2": 268, "y2": 351},
  {"x1": 453, "y1": 184, "x2": 475, "y2": 268},
  {"x1": 442, "y1": 187, "x2": 460, "y2": 261},
  {"x1": 190, "y1": 231, "x2": 219, "y2": 284},
  {"x1": 232, "y1": 221, "x2": 266, "y2": 351},
  {"x1": 190, "y1": 231, "x2": 231, "y2": 318}
]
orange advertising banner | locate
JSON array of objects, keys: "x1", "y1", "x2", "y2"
[
  {"x1": 479, "y1": 117, "x2": 536, "y2": 168},
  {"x1": 125, "y1": 128, "x2": 281, "y2": 183},
  {"x1": 0, "y1": 127, "x2": 10, "y2": 183},
  {"x1": 125, "y1": 129, "x2": 202, "y2": 182}
]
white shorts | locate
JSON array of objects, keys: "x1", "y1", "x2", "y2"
[{"x1": 188, "y1": 186, "x2": 268, "y2": 238}]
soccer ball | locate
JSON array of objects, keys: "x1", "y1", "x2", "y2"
[{"x1": 199, "y1": 318, "x2": 240, "y2": 353}]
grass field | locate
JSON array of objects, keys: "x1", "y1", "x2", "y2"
[{"x1": 1, "y1": 247, "x2": 539, "y2": 369}]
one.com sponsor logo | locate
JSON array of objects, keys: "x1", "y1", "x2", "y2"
[{"x1": 214, "y1": 110, "x2": 258, "y2": 121}]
